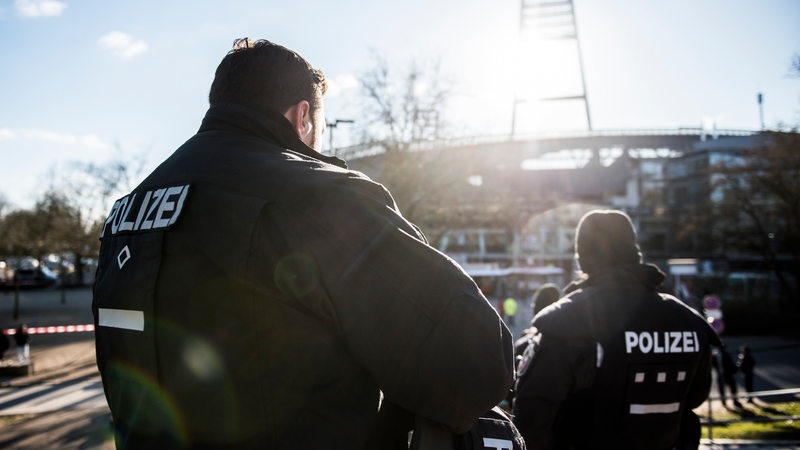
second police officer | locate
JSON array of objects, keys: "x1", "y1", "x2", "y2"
[{"x1": 512, "y1": 210, "x2": 720, "y2": 450}]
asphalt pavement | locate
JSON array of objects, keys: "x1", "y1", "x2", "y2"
[
  {"x1": 0, "y1": 286, "x2": 113, "y2": 450},
  {"x1": 0, "y1": 286, "x2": 798, "y2": 449}
]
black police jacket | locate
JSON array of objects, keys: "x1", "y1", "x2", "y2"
[
  {"x1": 92, "y1": 102, "x2": 514, "y2": 449},
  {"x1": 512, "y1": 264, "x2": 719, "y2": 450}
]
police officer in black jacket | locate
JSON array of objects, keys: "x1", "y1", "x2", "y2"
[
  {"x1": 512, "y1": 210, "x2": 719, "y2": 450},
  {"x1": 92, "y1": 38, "x2": 513, "y2": 450}
]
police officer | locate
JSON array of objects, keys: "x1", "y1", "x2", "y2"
[
  {"x1": 512, "y1": 210, "x2": 719, "y2": 449},
  {"x1": 93, "y1": 38, "x2": 513, "y2": 449}
]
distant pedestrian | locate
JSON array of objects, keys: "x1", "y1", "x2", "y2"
[
  {"x1": 711, "y1": 347, "x2": 727, "y2": 404},
  {"x1": 14, "y1": 324, "x2": 30, "y2": 363},
  {"x1": 737, "y1": 345, "x2": 756, "y2": 403},
  {"x1": 0, "y1": 331, "x2": 9, "y2": 361},
  {"x1": 503, "y1": 296, "x2": 518, "y2": 326},
  {"x1": 531, "y1": 283, "x2": 561, "y2": 317},
  {"x1": 719, "y1": 344, "x2": 740, "y2": 407}
]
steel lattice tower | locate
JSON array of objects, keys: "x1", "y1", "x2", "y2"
[{"x1": 511, "y1": 0, "x2": 592, "y2": 136}]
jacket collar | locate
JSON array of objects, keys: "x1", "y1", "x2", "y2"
[
  {"x1": 564, "y1": 263, "x2": 666, "y2": 295},
  {"x1": 198, "y1": 102, "x2": 348, "y2": 169}
]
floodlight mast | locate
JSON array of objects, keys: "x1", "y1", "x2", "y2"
[{"x1": 512, "y1": 0, "x2": 593, "y2": 138}]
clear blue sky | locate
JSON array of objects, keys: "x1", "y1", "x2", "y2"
[{"x1": 1, "y1": 0, "x2": 798, "y2": 210}]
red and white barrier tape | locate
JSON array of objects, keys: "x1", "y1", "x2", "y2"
[{"x1": 2, "y1": 324, "x2": 95, "y2": 335}]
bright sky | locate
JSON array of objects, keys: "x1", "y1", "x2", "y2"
[{"x1": 1, "y1": 0, "x2": 798, "y2": 210}]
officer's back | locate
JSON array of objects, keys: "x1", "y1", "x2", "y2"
[{"x1": 512, "y1": 210, "x2": 718, "y2": 450}]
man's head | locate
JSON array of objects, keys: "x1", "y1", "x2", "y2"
[
  {"x1": 208, "y1": 38, "x2": 327, "y2": 150},
  {"x1": 575, "y1": 209, "x2": 642, "y2": 274}
]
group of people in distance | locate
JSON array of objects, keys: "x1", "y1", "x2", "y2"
[
  {"x1": 713, "y1": 343, "x2": 757, "y2": 407},
  {"x1": 92, "y1": 39, "x2": 727, "y2": 449}
]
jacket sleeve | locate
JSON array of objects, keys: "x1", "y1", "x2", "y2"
[
  {"x1": 512, "y1": 330, "x2": 596, "y2": 450},
  {"x1": 272, "y1": 174, "x2": 515, "y2": 433}
]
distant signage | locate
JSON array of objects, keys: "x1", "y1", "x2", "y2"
[
  {"x1": 708, "y1": 317, "x2": 725, "y2": 335},
  {"x1": 668, "y1": 258, "x2": 698, "y2": 276},
  {"x1": 703, "y1": 294, "x2": 724, "y2": 335},
  {"x1": 703, "y1": 295, "x2": 721, "y2": 310}
]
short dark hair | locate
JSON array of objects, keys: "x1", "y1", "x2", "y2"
[{"x1": 208, "y1": 38, "x2": 327, "y2": 116}]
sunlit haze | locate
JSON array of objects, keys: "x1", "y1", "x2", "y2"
[{"x1": 1, "y1": 0, "x2": 798, "y2": 210}]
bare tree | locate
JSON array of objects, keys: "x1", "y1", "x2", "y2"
[
  {"x1": 358, "y1": 51, "x2": 450, "y2": 152},
  {"x1": 355, "y1": 52, "x2": 463, "y2": 237},
  {"x1": 709, "y1": 131, "x2": 800, "y2": 309},
  {"x1": 27, "y1": 151, "x2": 148, "y2": 284},
  {"x1": 0, "y1": 209, "x2": 39, "y2": 256},
  {"x1": 49, "y1": 149, "x2": 148, "y2": 223}
]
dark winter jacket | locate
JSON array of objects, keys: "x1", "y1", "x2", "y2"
[
  {"x1": 93, "y1": 102, "x2": 514, "y2": 449},
  {"x1": 512, "y1": 264, "x2": 719, "y2": 450}
]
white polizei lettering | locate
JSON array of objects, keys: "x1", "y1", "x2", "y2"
[
  {"x1": 625, "y1": 331, "x2": 638, "y2": 353},
  {"x1": 639, "y1": 333, "x2": 653, "y2": 353},
  {"x1": 140, "y1": 188, "x2": 165, "y2": 230},
  {"x1": 625, "y1": 330, "x2": 701, "y2": 354},
  {"x1": 169, "y1": 185, "x2": 189, "y2": 225},
  {"x1": 683, "y1": 331, "x2": 694, "y2": 352},
  {"x1": 669, "y1": 332, "x2": 682, "y2": 353},
  {"x1": 482, "y1": 438, "x2": 513, "y2": 450},
  {"x1": 629, "y1": 402, "x2": 680, "y2": 415},
  {"x1": 118, "y1": 193, "x2": 137, "y2": 232},
  {"x1": 110, "y1": 196, "x2": 130, "y2": 235},
  {"x1": 100, "y1": 200, "x2": 121, "y2": 238},
  {"x1": 101, "y1": 185, "x2": 190, "y2": 237},
  {"x1": 133, "y1": 190, "x2": 153, "y2": 230},
  {"x1": 653, "y1": 332, "x2": 664, "y2": 353},
  {"x1": 153, "y1": 185, "x2": 183, "y2": 228}
]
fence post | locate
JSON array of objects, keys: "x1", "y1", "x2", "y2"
[
  {"x1": 706, "y1": 396, "x2": 714, "y2": 443},
  {"x1": 13, "y1": 278, "x2": 20, "y2": 320}
]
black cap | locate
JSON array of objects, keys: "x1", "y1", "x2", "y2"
[{"x1": 575, "y1": 210, "x2": 642, "y2": 274}]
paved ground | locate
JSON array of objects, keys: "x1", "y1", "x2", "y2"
[
  {"x1": 0, "y1": 334, "x2": 113, "y2": 450},
  {"x1": 0, "y1": 286, "x2": 114, "y2": 450}
]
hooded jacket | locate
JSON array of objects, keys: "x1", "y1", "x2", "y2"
[
  {"x1": 93, "y1": 102, "x2": 514, "y2": 449},
  {"x1": 512, "y1": 264, "x2": 718, "y2": 450}
]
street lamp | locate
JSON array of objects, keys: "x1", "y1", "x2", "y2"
[{"x1": 326, "y1": 119, "x2": 354, "y2": 157}]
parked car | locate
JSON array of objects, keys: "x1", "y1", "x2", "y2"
[
  {"x1": 0, "y1": 257, "x2": 58, "y2": 288},
  {"x1": 0, "y1": 259, "x2": 10, "y2": 285}
]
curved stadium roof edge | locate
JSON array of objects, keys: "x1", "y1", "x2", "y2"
[{"x1": 334, "y1": 128, "x2": 760, "y2": 161}]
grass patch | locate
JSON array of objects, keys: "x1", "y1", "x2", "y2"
[
  {"x1": 698, "y1": 401, "x2": 800, "y2": 440},
  {"x1": 0, "y1": 413, "x2": 37, "y2": 427}
]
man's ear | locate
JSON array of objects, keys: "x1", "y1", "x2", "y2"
[{"x1": 284, "y1": 100, "x2": 312, "y2": 139}]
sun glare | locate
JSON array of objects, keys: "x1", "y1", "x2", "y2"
[{"x1": 511, "y1": 34, "x2": 590, "y2": 134}]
